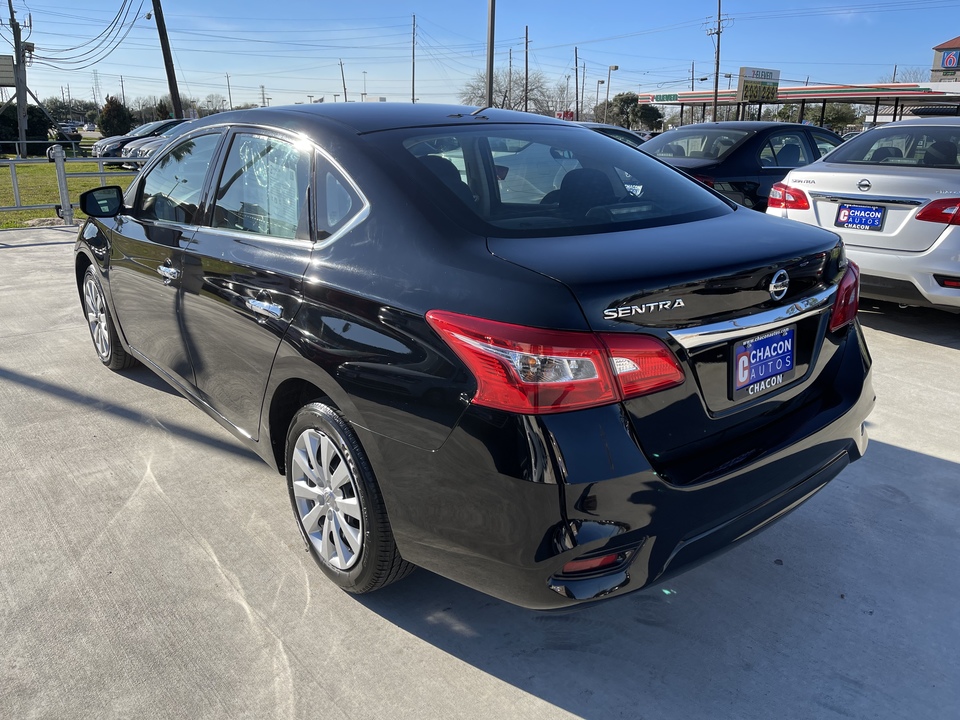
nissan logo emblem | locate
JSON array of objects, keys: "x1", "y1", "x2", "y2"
[
  {"x1": 857, "y1": 178, "x2": 872, "y2": 192},
  {"x1": 769, "y1": 269, "x2": 790, "y2": 301}
]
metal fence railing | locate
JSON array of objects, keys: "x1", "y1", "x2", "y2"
[{"x1": 0, "y1": 145, "x2": 144, "y2": 225}]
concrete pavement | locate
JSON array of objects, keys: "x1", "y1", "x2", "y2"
[{"x1": 1, "y1": 227, "x2": 958, "y2": 719}]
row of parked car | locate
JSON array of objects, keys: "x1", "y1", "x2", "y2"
[{"x1": 623, "y1": 118, "x2": 958, "y2": 314}]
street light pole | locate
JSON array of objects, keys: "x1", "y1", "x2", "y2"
[
  {"x1": 595, "y1": 80, "x2": 604, "y2": 118},
  {"x1": 604, "y1": 65, "x2": 618, "y2": 124}
]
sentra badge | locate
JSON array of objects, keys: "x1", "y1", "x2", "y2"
[{"x1": 604, "y1": 299, "x2": 685, "y2": 320}]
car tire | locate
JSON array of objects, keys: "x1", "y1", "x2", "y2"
[
  {"x1": 82, "y1": 266, "x2": 137, "y2": 370},
  {"x1": 285, "y1": 402, "x2": 414, "y2": 594}
]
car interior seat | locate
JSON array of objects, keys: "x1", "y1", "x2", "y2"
[
  {"x1": 868, "y1": 146, "x2": 903, "y2": 162},
  {"x1": 419, "y1": 155, "x2": 475, "y2": 205},
  {"x1": 776, "y1": 143, "x2": 802, "y2": 166},
  {"x1": 920, "y1": 140, "x2": 959, "y2": 166},
  {"x1": 555, "y1": 168, "x2": 617, "y2": 218}
]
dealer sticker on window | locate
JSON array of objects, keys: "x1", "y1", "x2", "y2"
[{"x1": 731, "y1": 325, "x2": 797, "y2": 402}]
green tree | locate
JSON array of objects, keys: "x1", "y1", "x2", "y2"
[
  {"x1": 822, "y1": 103, "x2": 861, "y2": 132},
  {"x1": 99, "y1": 96, "x2": 133, "y2": 136},
  {"x1": 0, "y1": 105, "x2": 54, "y2": 155},
  {"x1": 593, "y1": 92, "x2": 661, "y2": 129}
]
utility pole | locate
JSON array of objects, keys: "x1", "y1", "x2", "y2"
[
  {"x1": 151, "y1": 0, "x2": 183, "y2": 118},
  {"x1": 706, "y1": 0, "x2": 730, "y2": 122},
  {"x1": 524, "y1": 26, "x2": 529, "y2": 112},
  {"x1": 574, "y1": 47, "x2": 579, "y2": 120},
  {"x1": 119, "y1": 76, "x2": 125, "y2": 106},
  {"x1": 411, "y1": 15, "x2": 416, "y2": 103},
  {"x1": 225, "y1": 73, "x2": 233, "y2": 109},
  {"x1": 485, "y1": 0, "x2": 495, "y2": 107},
  {"x1": 508, "y1": 49, "x2": 513, "y2": 108},
  {"x1": 339, "y1": 59, "x2": 348, "y2": 102},
  {"x1": 260, "y1": 85, "x2": 267, "y2": 107},
  {"x1": 361, "y1": 71, "x2": 367, "y2": 102},
  {"x1": 6, "y1": 0, "x2": 28, "y2": 157}
]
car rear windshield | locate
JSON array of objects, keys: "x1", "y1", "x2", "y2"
[
  {"x1": 368, "y1": 123, "x2": 731, "y2": 238},
  {"x1": 642, "y1": 129, "x2": 749, "y2": 160},
  {"x1": 825, "y1": 125, "x2": 960, "y2": 168}
]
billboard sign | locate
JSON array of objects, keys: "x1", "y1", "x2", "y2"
[
  {"x1": 736, "y1": 67, "x2": 780, "y2": 103},
  {"x1": 0, "y1": 56, "x2": 14, "y2": 87}
]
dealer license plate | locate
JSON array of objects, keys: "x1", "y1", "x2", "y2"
[
  {"x1": 835, "y1": 203, "x2": 885, "y2": 231},
  {"x1": 731, "y1": 325, "x2": 797, "y2": 402}
]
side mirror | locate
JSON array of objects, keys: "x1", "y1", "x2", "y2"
[{"x1": 79, "y1": 186, "x2": 124, "y2": 217}]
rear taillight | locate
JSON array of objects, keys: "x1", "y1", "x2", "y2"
[
  {"x1": 915, "y1": 198, "x2": 960, "y2": 225},
  {"x1": 768, "y1": 182, "x2": 810, "y2": 210},
  {"x1": 692, "y1": 174, "x2": 715, "y2": 188},
  {"x1": 425, "y1": 310, "x2": 684, "y2": 414},
  {"x1": 829, "y1": 261, "x2": 860, "y2": 332}
]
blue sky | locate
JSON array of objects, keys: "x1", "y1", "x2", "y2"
[{"x1": 8, "y1": 0, "x2": 960, "y2": 110}]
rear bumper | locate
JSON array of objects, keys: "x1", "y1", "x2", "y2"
[
  {"x1": 359, "y1": 325, "x2": 874, "y2": 610},
  {"x1": 837, "y1": 231, "x2": 960, "y2": 311}
]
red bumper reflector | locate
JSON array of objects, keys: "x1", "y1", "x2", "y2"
[{"x1": 561, "y1": 553, "x2": 621, "y2": 575}]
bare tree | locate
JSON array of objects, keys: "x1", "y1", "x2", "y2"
[
  {"x1": 204, "y1": 93, "x2": 228, "y2": 113},
  {"x1": 459, "y1": 67, "x2": 562, "y2": 115},
  {"x1": 878, "y1": 66, "x2": 930, "y2": 83}
]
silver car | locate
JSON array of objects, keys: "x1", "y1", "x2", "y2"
[{"x1": 766, "y1": 117, "x2": 960, "y2": 312}]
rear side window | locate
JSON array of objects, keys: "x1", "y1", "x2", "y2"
[
  {"x1": 212, "y1": 133, "x2": 311, "y2": 240},
  {"x1": 373, "y1": 124, "x2": 731, "y2": 238},
  {"x1": 138, "y1": 133, "x2": 222, "y2": 225},
  {"x1": 758, "y1": 132, "x2": 810, "y2": 167},
  {"x1": 643, "y1": 129, "x2": 748, "y2": 160},
  {"x1": 826, "y1": 126, "x2": 960, "y2": 167},
  {"x1": 316, "y1": 155, "x2": 364, "y2": 242},
  {"x1": 811, "y1": 130, "x2": 841, "y2": 158}
]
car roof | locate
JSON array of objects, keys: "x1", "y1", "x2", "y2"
[
  {"x1": 667, "y1": 121, "x2": 830, "y2": 132},
  {"x1": 188, "y1": 103, "x2": 573, "y2": 135},
  {"x1": 874, "y1": 116, "x2": 960, "y2": 127}
]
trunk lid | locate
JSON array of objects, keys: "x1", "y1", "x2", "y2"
[{"x1": 487, "y1": 208, "x2": 842, "y2": 331}]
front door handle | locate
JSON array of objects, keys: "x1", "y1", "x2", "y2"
[
  {"x1": 156, "y1": 264, "x2": 180, "y2": 283},
  {"x1": 245, "y1": 298, "x2": 283, "y2": 320}
]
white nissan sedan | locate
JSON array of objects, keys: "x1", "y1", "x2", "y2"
[{"x1": 766, "y1": 117, "x2": 960, "y2": 312}]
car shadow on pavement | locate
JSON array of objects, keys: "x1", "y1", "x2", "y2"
[
  {"x1": 354, "y1": 439, "x2": 959, "y2": 719},
  {"x1": 858, "y1": 300, "x2": 960, "y2": 349},
  {"x1": 0, "y1": 363, "x2": 260, "y2": 462}
]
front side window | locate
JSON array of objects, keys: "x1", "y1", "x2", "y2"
[
  {"x1": 826, "y1": 126, "x2": 960, "y2": 167},
  {"x1": 138, "y1": 133, "x2": 222, "y2": 224},
  {"x1": 212, "y1": 133, "x2": 311, "y2": 239}
]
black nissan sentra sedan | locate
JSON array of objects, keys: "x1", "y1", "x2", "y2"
[{"x1": 74, "y1": 103, "x2": 873, "y2": 609}]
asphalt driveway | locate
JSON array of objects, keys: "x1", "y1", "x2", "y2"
[{"x1": 1, "y1": 227, "x2": 958, "y2": 719}]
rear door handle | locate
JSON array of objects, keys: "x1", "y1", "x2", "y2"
[{"x1": 245, "y1": 298, "x2": 283, "y2": 320}]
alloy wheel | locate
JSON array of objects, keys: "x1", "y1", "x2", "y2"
[
  {"x1": 83, "y1": 274, "x2": 111, "y2": 360},
  {"x1": 291, "y1": 428, "x2": 364, "y2": 570}
]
